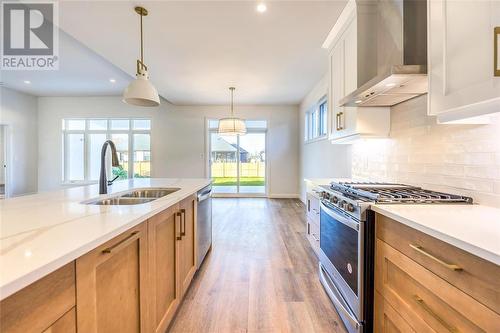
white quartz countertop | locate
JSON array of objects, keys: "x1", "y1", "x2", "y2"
[
  {"x1": 0, "y1": 178, "x2": 211, "y2": 300},
  {"x1": 372, "y1": 204, "x2": 500, "y2": 265}
]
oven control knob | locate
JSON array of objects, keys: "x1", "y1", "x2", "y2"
[
  {"x1": 346, "y1": 203, "x2": 355, "y2": 212},
  {"x1": 331, "y1": 196, "x2": 338, "y2": 204},
  {"x1": 339, "y1": 200, "x2": 346, "y2": 209}
]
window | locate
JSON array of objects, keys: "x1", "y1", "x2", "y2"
[
  {"x1": 305, "y1": 96, "x2": 327, "y2": 141},
  {"x1": 62, "y1": 119, "x2": 151, "y2": 183}
]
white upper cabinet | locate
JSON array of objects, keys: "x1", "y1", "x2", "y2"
[
  {"x1": 326, "y1": 2, "x2": 390, "y2": 143},
  {"x1": 428, "y1": 0, "x2": 500, "y2": 123}
]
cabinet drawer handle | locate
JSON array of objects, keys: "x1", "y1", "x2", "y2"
[
  {"x1": 413, "y1": 295, "x2": 458, "y2": 333},
  {"x1": 176, "y1": 212, "x2": 182, "y2": 240},
  {"x1": 409, "y1": 244, "x2": 462, "y2": 271},
  {"x1": 180, "y1": 209, "x2": 186, "y2": 236},
  {"x1": 102, "y1": 231, "x2": 140, "y2": 254}
]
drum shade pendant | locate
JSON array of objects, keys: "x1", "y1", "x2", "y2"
[
  {"x1": 123, "y1": 6, "x2": 160, "y2": 107},
  {"x1": 218, "y1": 87, "x2": 247, "y2": 135}
]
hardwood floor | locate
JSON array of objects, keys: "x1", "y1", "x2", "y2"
[{"x1": 168, "y1": 198, "x2": 346, "y2": 333}]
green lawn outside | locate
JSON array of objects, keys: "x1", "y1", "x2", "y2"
[{"x1": 212, "y1": 177, "x2": 265, "y2": 186}]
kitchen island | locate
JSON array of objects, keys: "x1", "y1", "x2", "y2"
[{"x1": 0, "y1": 178, "x2": 210, "y2": 333}]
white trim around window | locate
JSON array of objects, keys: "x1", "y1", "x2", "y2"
[
  {"x1": 305, "y1": 95, "x2": 328, "y2": 143},
  {"x1": 62, "y1": 118, "x2": 152, "y2": 184}
]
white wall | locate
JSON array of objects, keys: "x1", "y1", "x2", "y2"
[
  {"x1": 0, "y1": 125, "x2": 4, "y2": 184},
  {"x1": 37, "y1": 96, "x2": 300, "y2": 197},
  {"x1": 352, "y1": 95, "x2": 500, "y2": 207},
  {"x1": 0, "y1": 87, "x2": 39, "y2": 196},
  {"x1": 299, "y1": 76, "x2": 352, "y2": 201}
]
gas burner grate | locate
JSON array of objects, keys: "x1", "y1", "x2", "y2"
[{"x1": 330, "y1": 182, "x2": 473, "y2": 204}]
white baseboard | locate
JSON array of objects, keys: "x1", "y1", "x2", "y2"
[{"x1": 268, "y1": 193, "x2": 300, "y2": 199}]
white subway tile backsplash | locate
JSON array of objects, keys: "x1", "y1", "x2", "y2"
[
  {"x1": 352, "y1": 96, "x2": 500, "y2": 207},
  {"x1": 464, "y1": 166, "x2": 500, "y2": 180}
]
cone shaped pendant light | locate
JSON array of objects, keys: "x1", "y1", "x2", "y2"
[
  {"x1": 123, "y1": 6, "x2": 160, "y2": 107},
  {"x1": 218, "y1": 87, "x2": 247, "y2": 136}
]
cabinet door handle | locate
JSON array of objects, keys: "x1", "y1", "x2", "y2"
[
  {"x1": 102, "y1": 231, "x2": 140, "y2": 254},
  {"x1": 180, "y1": 209, "x2": 186, "y2": 236},
  {"x1": 409, "y1": 244, "x2": 462, "y2": 271},
  {"x1": 338, "y1": 112, "x2": 344, "y2": 130},
  {"x1": 413, "y1": 295, "x2": 458, "y2": 333},
  {"x1": 336, "y1": 113, "x2": 340, "y2": 131},
  {"x1": 176, "y1": 212, "x2": 182, "y2": 240},
  {"x1": 311, "y1": 233, "x2": 319, "y2": 242}
]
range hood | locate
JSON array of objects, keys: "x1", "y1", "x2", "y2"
[{"x1": 340, "y1": 0, "x2": 428, "y2": 107}]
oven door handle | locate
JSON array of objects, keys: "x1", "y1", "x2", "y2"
[
  {"x1": 320, "y1": 202, "x2": 359, "y2": 231},
  {"x1": 319, "y1": 263, "x2": 360, "y2": 330}
]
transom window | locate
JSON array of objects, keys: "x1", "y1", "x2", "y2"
[
  {"x1": 305, "y1": 96, "x2": 327, "y2": 141},
  {"x1": 62, "y1": 118, "x2": 151, "y2": 183}
]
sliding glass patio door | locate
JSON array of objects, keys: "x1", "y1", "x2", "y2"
[{"x1": 208, "y1": 120, "x2": 267, "y2": 195}]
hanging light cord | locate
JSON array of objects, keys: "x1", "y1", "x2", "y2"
[
  {"x1": 140, "y1": 10, "x2": 144, "y2": 64},
  {"x1": 135, "y1": 7, "x2": 148, "y2": 74},
  {"x1": 230, "y1": 87, "x2": 235, "y2": 117}
]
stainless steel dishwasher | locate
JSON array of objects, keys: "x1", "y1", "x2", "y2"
[{"x1": 196, "y1": 184, "x2": 212, "y2": 269}]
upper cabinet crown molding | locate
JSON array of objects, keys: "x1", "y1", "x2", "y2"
[
  {"x1": 322, "y1": 0, "x2": 357, "y2": 51},
  {"x1": 428, "y1": 0, "x2": 500, "y2": 123}
]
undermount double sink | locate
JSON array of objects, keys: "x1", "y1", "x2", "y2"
[{"x1": 85, "y1": 188, "x2": 180, "y2": 205}]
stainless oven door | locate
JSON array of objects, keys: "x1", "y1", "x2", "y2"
[{"x1": 318, "y1": 201, "x2": 364, "y2": 324}]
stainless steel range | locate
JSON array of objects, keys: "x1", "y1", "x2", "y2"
[{"x1": 317, "y1": 181, "x2": 473, "y2": 333}]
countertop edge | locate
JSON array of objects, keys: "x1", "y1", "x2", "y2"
[
  {"x1": 0, "y1": 180, "x2": 211, "y2": 301},
  {"x1": 371, "y1": 205, "x2": 500, "y2": 266}
]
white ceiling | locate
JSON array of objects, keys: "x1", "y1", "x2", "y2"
[
  {"x1": 1, "y1": 30, "x2": 132, "y2": 97},
  {"x1": 56, "y1": 0, "x2": 347, "y2": 105}
]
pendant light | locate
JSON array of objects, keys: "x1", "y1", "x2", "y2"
[
  {"x1": 218, "y1": 87, "x2": 247, "y2": 136},
  {"x1": 123, "y1": 6, "x2": 160, "y2": 107}
]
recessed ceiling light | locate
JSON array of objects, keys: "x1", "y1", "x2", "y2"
[
  {"x1": 355, "y1": 100, "x2": 362, "y2": 104},
  {"x1": 23, "y1": 80, "x2": 31, "y2": 84},
  {"x1": 109, "y1": 78, "x2": 116, "y2": 83},
  {"x1": 256, "y1": 3, "x2": 267, "y2": 13},
  {"x1": 385, "y1": 83, "x2": 396, "y2": 87}
]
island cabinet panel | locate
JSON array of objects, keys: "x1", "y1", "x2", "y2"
[
  {"x1": 178, "y1": 194, "x2": 197, "y2": 296},
  {"x1": 42, "y1": 308, "x2": 76, "y2": 333},
  {"x1": 374, "y1": 291, "x2": 415, "y2": 333},
  {"x1": 148, "y1": 204, "x2": 182, "y2": 333},
  {"x1": 375, "y1": 239, "x2": 500, "y2": 333},
  {"x1": 0, "y1": 263, "x2": 76, "y2": 333},
  {"x1": 76, "y1": 223, "x2": 149, "y2": 333}
]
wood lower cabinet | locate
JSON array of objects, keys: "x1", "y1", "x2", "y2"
[
  {"x1": 42, "y1": 308, "x2": 76, "y2": 333},
  {"x1": 0, "y1": 263, "x2": 76, "y2": 333},
  {"x1": 178, "y1": 194, "x2": 197, "y2": 296},
  {"x1": 374, "y1": 214, "x2": 500, "y2": 332},
  {"x1": 1, "y1": 194, "x2": 201, "y2": 333},
  {"x1": 148, "y1": 204, "x2": 182, "y2": 333},
  {"x1": 148, "y1": 195, "x2": 197, "y2": 332},
  {"x1": 374, "y1": 291, "x2": 415, "y2": 333},
  {"x1": 76, "y1": 223, "x2": 149, "y2": 333}
]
